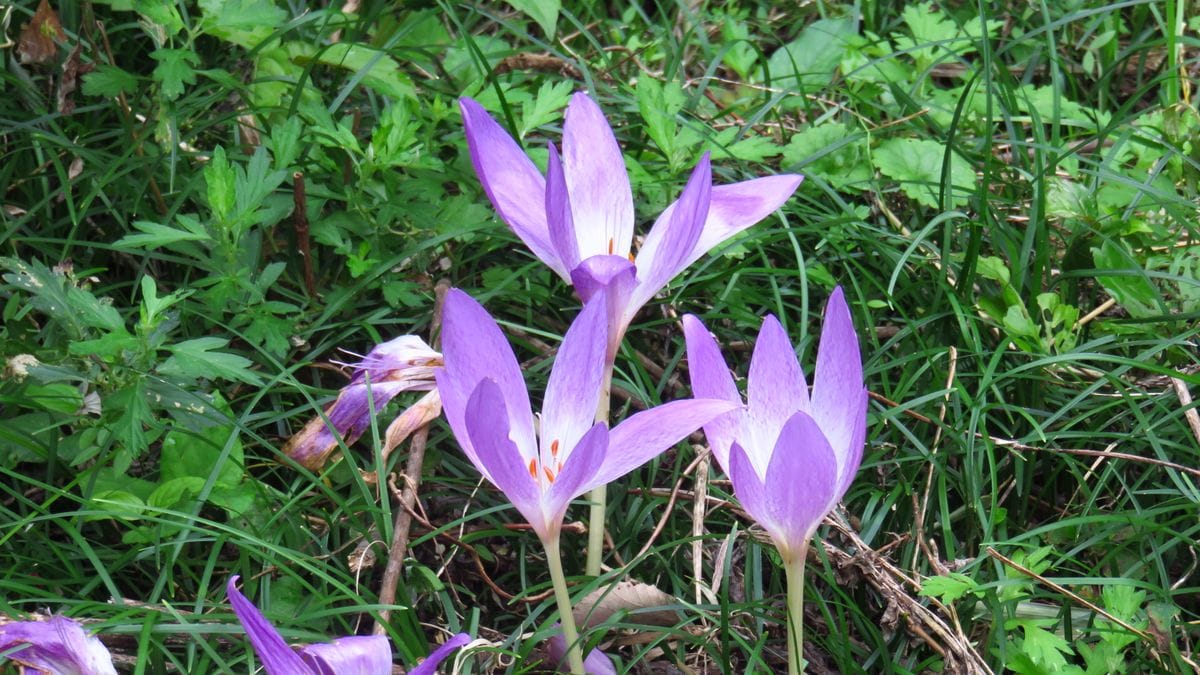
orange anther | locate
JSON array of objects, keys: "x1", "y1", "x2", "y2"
[
  {"x1": 528, "y1": 458, "x2": 537, "y2": 478},
  {"x1": 543, "y1": 467, "x2": 556, "y2": 483},
  {"x1": 628, "y1": 252, "x2": 636, "y2": 263},
  {"x1": 550, "y1": 439, "x2": 560, "y2": 457},
  {"x1": 608, "y1": 238, "x2": 614, "y2": 255}
]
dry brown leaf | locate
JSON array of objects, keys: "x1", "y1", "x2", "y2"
[
  {"x1": 382, "y1": 389, "x2": 442, "y2": 459},
  {"x1": 58, "y1": 44, "x2": 92, "y2": 115},
  {"x1": 18, "y1": 0, "x2": 65, "y2": 65},
  {"x1": 572, "y1": 580, "x2": 678, "y2": 630}
]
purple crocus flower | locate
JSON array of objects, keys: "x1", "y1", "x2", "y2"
[
  {"x1": 434, "y1": 288, "x2": 739, "y2": 543},
  {"x1": 546, "y1": 627, "x2": 616, "y2": 674},
  {"x1": 460, "y1": 92, "x2": 802, "y2": 357},
  {"x1": 283, "y1": 335, "x2": 441, "y2": 470},
  {"x1": 0, "y1": 615, "x2": 116, "y2": 675},
  {"x1": 227, "y1": 576, "x2": 470, "y2": 675},
  {"x1": 682, "y1": 287, "x2": 867, "y2": 563}
]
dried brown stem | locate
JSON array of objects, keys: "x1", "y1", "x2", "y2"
[{"x1": 292, "y1": 171, "x2": 317, "y2": 298}]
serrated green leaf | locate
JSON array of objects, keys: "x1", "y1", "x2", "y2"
[
  {"x1": 82, "y1": 65, "x2": 139, "y2": 97},
  {"x1": 299, "y1": 42, "x2": 416, "y2": 101},
  {"x1": 133, "y1": 0, "x2": 184, "y2": 35},
  {"x1": 874, "y1": 137, "x2": 976, "y2": 207},
  {"x1": 151, "y1": 48, "x2": 199, "y2": 100},
  {"x1": 782, "y1": 123, "x2": 871, "y2": 190},
  {"x1": 115, "y1": 219, "x2": 213, "y2": 251},
  {"x1": 505, "y1": 0, "x2": 560, "y2": 38},
  {"x1": 520, "y1": 80, "x2": 573, "y2": 137},
  {"x1": 159, "y1": 338, "x2": 262, "y2": 385},
  {"x1": 919, "y1": 573, "x2": 981, "y2": 604},
  {"x1": 198, "y1": 0, "x2": 287, "y2": 48},
  {"x1": 206, "y1": 146, "x2": 236, "y2": 222}
]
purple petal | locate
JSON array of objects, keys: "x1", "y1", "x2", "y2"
[
  {"x1": 410, "y1": 632, "x2": 472, "y2": 675},
  {"x1": 227, "y1": 576, "x2": 312, "y2": 674},
  {"x1": 437, "y1": 289, "x2": 536, "y2": 469},
  {"x1": 835, "y1": 386, "x2": 868, "y2": 500},
  {"x1": 0, "y1": 615, "x2": 117, "y2": 675},
  {"x1": 809, "y1": 287, "x2": 865, "y2": 477},
  {"x1": 546, "y1": 626, "x2": 617, "y2": 674},
  {"x1": 683, "y1": 175, "x2": 803, "y2": 268},
  {"x1": 546, "y1": 142, "x2": 581, "y2": 273},
  {"x1": 459, "y1": 98, "x2": 564, "y2": 278},
  {"x1": 760, "y1": 412, "x2": 839, "y2": 561},
  {"x1": 464, "y1": 378, "x2": 546, "y2": 537},
  {"x1": 562, "y1": 92, "x2": 634, "y2": 260},
  {"x1": 541, "y1": 293, "x2": 608, "y2": 468},
  {"x1": 343, "y1": 335, "x2": 440, "y2": 387},
  {"x1": 570, "y1": 255, "x2": 638, "y2": 360},
  {"x1": 745, "y1": 315, "x2": 810, "y2": 473},
  {"x1": 596, "y1": 398, "x2": 741, "y2": 487},
  {"x1": 300, "y1": 636, "x2": 391, "y2": 675},
  {"x1": 681, "y1": 314, "x2": 742, "y2": 470},
  {"x1": 283, "y1": 378, "x2": 419, "y2": 471},
  {"x1": 630, "y1": 154, "x2": 713, "y2": 314},
  {"x1": 544, "y1": 423, "x2": 608, "y2": 525},
  {"x1": 728, "y1": 441, "x2": 769, "y2": 542}
]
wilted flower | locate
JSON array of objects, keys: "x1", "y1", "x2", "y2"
[
  {"x1": 434, "y1": 288, "x2": 738, "y2": 543},
  {"x1": 283, "y1": 335, "x2": 441, "y2": 470},
  {"x1": 227, "y1": 576, "x2": 470, "y2": 675},
  {"x1": 683, "y1": 287, "x2": 866, "y2": 562},
  {"x1": 460, "y1": 92, "x2": 802, "y2": 357},
  {"x1": 0, "y1": 615, "x2": 116, "y2": 675}
]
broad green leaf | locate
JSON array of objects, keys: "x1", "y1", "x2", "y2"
[
  {"x1": 133, "y1": 0, "x2": 184, "y2": 35},
  {"x1": 505, "y1": 0, "x2": 560, "y2": 38},
  {"x1": 707, "y1": 128, "x2": 782, "y2": 162},
  {"x1": 23, "y1": 383, "x2": 84, "y2": 414},
  {"x1": 147, "y1": 476, "x2": 207, "y2": 509},
  {"x1": 151, "y1": 48, "x2": 199, "y2": 100},
  {"x1": 296, "y1": 42, "x2": 416, "y2": 101},
  {"x1": 762, "y1": 19, "x2": 853, "y2": 94},
  {"x1": 874, "y1": 137, "x2": 975, "y2": 207},
  {"x1": 87, "y1": 490, "x2": 145, "y2": 521},
  {"x1": 198, "y1": 0, "x2": 287, "y2": 48},
  {"x1": 1092, "y1": 240, "x2": 1160, "y2": 318},
  {"x1": 82, "y1": 65, "x2": 139, "y2": 97}
]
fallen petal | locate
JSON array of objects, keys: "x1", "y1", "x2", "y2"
[{"x1": 0, "y1": 615, "x2": 117, "y2": 675}]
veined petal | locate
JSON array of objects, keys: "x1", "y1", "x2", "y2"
[
  {"x1": 681, "y1": 315, "x2": 742, "y2": 470},
  {"x1": 546, "y1": 626, "x2": 618, "y2": 675},
  {"x1": 761, "y1": 411, "x2": 839, "y2": 562},
  {"x1": 410, "y1": 633, "x2": 472, "y2": 675},
  {"x1": 300, "y1": 636, "x2": 391, "y2": 675},
  {"x1": 746, "y1": 315, "x2": 810, "y2": 474},
  {"x1": 227, "y1": 576, "x2": 312, "y2": 674},
  {"x1": 630, "y1": 154, "x2": 712, "y2": 314},
  {"x1": 728, "y1": 441, "x2": 769, "y2": 542},
  {"x1": 0, "y1": 615, "x2": 117, "y2": 675},
  {"x1": 570, "y1": 255, "x2": 637, "y2": 360},
  {"x1": 459, "y1": 98, "x2": 565, "y2": 278},
  {"x1": 562, "y1": 92, "x2": 634, "y2": 260},
  {"x1": 682, "y1": 175, "x2": 803, "y2": 268},
  {"x1": 544, "y1": 423, "x2": 608, "y2": 528},
  {"x1": 541, "y1": 293, "x2": 608, "y2": 467},
  {"x1": 546, "y1": 142, "x2": 581, "y2": 273},
  {"x1": 343, "y1": 334, "x2": 441, "y2": 386},
  {"x1": 282, "y1": 380, "x2": 409, "y2": 470},
  {"x1": 464, "y1": 379, "x2": 546, "y2": 538},
  {"x1": 835, "y1": 386, "x2": 869, "y2": 500},
  {"x1": 810, "y1": 287, "x2": 864, "y2": 469},
  {"x1": 596, "y1": 398, "x2": 740, "y2": 488},
  {"x1": 438, "y1": 289, "x2": 537, "y2": 468}
]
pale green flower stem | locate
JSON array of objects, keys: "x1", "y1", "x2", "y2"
[
  {"x1": 545, "y1": 532, "x2": 586, "y2": 675},
  {"x1": 785, "y1": 545, "x2": 810, "y2": 675},
  {"x1": 584, "y1": 361, "x2": 615, "y2": 577}
]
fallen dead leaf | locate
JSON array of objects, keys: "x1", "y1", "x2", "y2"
[{"x1": 18, "y1": 0, "x2": 65, "y2": 65}]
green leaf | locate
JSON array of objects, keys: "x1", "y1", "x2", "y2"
[
  {"x1": 707, "y1": 128, "x2": 782, "y2": 162},
  {"x1": 1092, "y1": 240, "x2": 1160, "y2": 318},
  {"x1": 198, "y1": 0, "x2": 287, "y2": 48},
  {"x1": 638, "y1": 77, "x2": 687, "y2": 167},
  {"x1": 1008, "y1": 619, "x2": 1074, "y2": 672},
  {"x1": 151, "y1": 48, "x2": 200, "y2": 100},
  {"x1": 919, "y1": 573, "x2": 981, "y2": 604},
  {"x1": 115, "y1": 218, "x2": 213, "y2": 251},
  {"x1": 520, "y1": 80, "x2": 574, "y2": 138},
  {"x1": 874, "y1": 137, "x2": 976, "y2": 207},
  {"x1": 505, "y1": 0, "x2": 560, "y2": 38},
  {"x1": 782, "y1": 123, "x2": 871, "y2": 190},
  {"x1": 23, "y1": 383, "x2": 84, "y2": 414},
  {"x1": 763, "y1": 19, "x2": 853, "y2": 94},
  {"x1": 206, "y1": 146, "x2": 236, "y2": 222},
  {"x1": 300, "y1": 42, "x2": 416, "y2": 101},
  {"x1": 133, "y1": 0, "x2": 184, "y2": 35},
  {"x1": 159, "y1": 337, "x2": 263, "y2": 385},
  {"x1": 82, "y1": 65, "x2": 139, "y2": 97}
]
